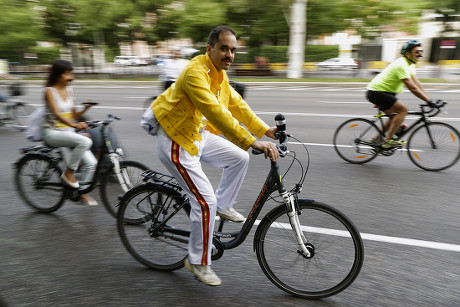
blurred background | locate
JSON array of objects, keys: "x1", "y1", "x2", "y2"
[{"x1": 0, "y1": 0, "x2": 459, "y2": 80}]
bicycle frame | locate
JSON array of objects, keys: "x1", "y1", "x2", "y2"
[
  {"x1": 16, "y1": 115, "x2": 127, "y2": 197},
  {"x1": 373, "y1": 104, "x2": 436, "y2": 140},
  {"x1": 146, "y1": 132, "x2": 312, "y2": 258}
]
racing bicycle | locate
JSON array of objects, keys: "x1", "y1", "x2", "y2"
[
  {"x1": 14, "y1": 114, "x2": 149, "y2": 217},
  {"x1": 333, "y1": 100, "x2": 460, "y2": 171},
  {"x1": 117, "y1": 114, "x2": 364, "y2": 299}
]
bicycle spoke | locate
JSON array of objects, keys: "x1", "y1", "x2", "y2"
[
  {"x1": 407, "y1": 122, "x2": 460, "y2": 171},
  {"x1": 255, "y1": 200, "x2": 363, "y2": 299},
  {"x1": 118, "y1": 183, "x2": 190, "y2": 271},
  {"x1": 334, "y1": 118, "x2": 380, "y2": 164}
]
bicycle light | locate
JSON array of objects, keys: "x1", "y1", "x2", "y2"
[{"x1": 275, "y1": 113, "x2": 286, "y2": 132}]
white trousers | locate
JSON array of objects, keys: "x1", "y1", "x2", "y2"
[
  {"x1": 43, "y1": 128, "x2": 97, "y2": 187},
  {"x1": 156, "y1": 129, "x2": 249, "y2": 266}
]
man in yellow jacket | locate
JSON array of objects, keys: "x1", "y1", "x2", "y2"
[{"x1": 152, "y1": 26, "x2": 278, "y2": 286}]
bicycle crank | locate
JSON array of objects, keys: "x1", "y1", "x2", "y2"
[{"x1": 211, "y1": 238, "x2": 224, "y2": 260}]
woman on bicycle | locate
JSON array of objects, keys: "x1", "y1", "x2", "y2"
[{"x1": 42, "y1": 59, "x2": 98, "y2": 206}]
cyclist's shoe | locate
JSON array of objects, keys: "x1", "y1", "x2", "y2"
[
  {"x1": 60, "y1": 173, "x2": 79, "y2": 189},
  {"x1": 381, "y1": 139, "x2": 407, "y2": 149},
  {"x1": 367, "y1": 138, "x2": 381, "y2": 146},
  {"x1": 217, "y1": 207, "x2": 245, "y2": 222},
  {"x1": 80, "y1": 194, "x2": 98, "y2": 206},
  {"x1": 184, "y1": 258, "x2": 222, "y2": 286}
]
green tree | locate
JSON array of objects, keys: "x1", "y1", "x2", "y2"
[
  {"x1": 307, "y1": 0, "x2": 427, "y2": 39},
  {"x1": 179, "y1": 0, "x2": 226, "y2": 42},
  {"x1": 426, "y1": 0, "x2": 460, "y2": 35},
  {"x1": 0, "y1": 0, "x2": 43, "y2": 63}
]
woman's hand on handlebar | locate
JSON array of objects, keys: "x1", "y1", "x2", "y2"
[
  {"x1": 74, "y1": 121, "x2": 89, "y2": 131},
  {"x1": 251, "y1": 140, "x2": 279, "y2": 161}
]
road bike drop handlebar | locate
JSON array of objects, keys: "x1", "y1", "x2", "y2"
[{"x1": 422, "y1": 99, "x2": 447, "y2": 117}]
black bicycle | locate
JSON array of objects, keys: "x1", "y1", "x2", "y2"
[
  {"x1": 117, "y1": 114, "x2": 364, "y2": 299},
  {"x1": 14, "y1": 114, "x2": 149, "y2": 216},
  {"x1": 333, "y1": 100, "x2": 460, "y2": 171}
]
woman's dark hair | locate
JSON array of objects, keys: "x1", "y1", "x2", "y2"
[
  {"x1": 207, "y1": 26, "x2": 236, "y2": 47},
  {"x1": 46, "y1": 59, "x2": 73, "y2": 87}
]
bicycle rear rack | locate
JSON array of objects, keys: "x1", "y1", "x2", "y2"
[{"x1": 141, "y1": 170, "x2": 182, "y2": 191}]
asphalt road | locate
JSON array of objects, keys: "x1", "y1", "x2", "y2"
[{"x1": 2, "y1": 81, "x2": 460, "y2": 306}]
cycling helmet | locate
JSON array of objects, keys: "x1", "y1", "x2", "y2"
[{"x1": 400, "y1": 39, "x2": 422, "y2": 55}]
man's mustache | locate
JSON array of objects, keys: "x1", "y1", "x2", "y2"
[{"x1": 222, "y1": 57, "x2": 232, "y2": 63}]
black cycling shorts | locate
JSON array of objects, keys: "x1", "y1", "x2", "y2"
[{"x1": 366, "y1": 90, "x2": 398, "y2": 111}]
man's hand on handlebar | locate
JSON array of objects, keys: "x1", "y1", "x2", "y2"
[
  {"x1": 427, "y1": 99, "x2": 446, "y2": 108},
  {"x1": 251, "y1": 140, "x2": 279, "y2": 161},
  {"x1": 265, "y1": 126, "x2": 278, "y2": 140}
]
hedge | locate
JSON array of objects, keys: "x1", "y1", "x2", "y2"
[{"x1": 233, "y1": 45, "x2": 339, "y2": 63}]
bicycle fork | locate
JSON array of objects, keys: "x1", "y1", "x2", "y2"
[
  {"x1": 281, "y1": 191, "x2": 312, "y2": 258},
  {"x1": 108, "y1": 153, "x2": 131, "y2": 192}
]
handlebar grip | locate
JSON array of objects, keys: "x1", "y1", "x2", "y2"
[{"x1": 427, "y1": 99, "x2": 447, "y2": 108}]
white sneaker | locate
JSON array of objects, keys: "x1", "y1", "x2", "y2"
[
  {"x1": 184, "y1": 258, "x2": 222, "y2": 286},
  {"x1": 217, "y1": 207, "x2": 245, "y2": 222}
]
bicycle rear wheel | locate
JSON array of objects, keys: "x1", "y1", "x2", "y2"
[
  {"x1": 333, "y1": 118, "x2": 381, "y2": 164},
  {"x1": 15, "y1": 155, "x2": 65, "y2": 213},
  {"x1": 407, "y1": 122, "x2": 460, "y2": 171},
  {"x1": 99, "y1": 160, "x2": 149, "y2": 218},
  {"x1": 254, "y1": 200, "x2": 364, "y2": 299},
  {"x1": 117, "y1": 182, "x2": 190, "y2": 271}
]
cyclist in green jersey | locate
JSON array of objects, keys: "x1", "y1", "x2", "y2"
[{"x1": 366, "y1": 40, "x2": 432, "y2": 148}]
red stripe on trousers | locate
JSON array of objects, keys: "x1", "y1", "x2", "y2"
[{"x1": 170, "y1": 141, "x2": 210, "y2": 265}]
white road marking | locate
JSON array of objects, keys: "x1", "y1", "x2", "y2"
[{"x1": 253, "y1": 220, "x2": 460, "y2": 252}]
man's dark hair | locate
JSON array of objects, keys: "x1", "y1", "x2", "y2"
[{"x1": 207, "y1": 26, "x2": 236, "y2": 47}]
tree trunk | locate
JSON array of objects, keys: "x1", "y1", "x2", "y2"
[{"x1": 287, "y1": 0, "x2": 307, "y2": 79}]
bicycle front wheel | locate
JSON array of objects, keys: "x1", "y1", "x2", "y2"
[
  {"x1": 15, "y1": 155, "x2": 65, "y2": 213},
  {"x1": 117, "y1": 182, "x2": 190, "y2": 271},
  {"x1": 99, "y1": 160, "x2": 149, "y2": 218},
  {"x1": 333, "y1": 118, "x2": 381, "y2": 164},
  {"x1": 254, "y1": 200, "x2": 364, "y2": 299},
  {"x1": 407, "y1": 122, "x2": 460, "y2": 171},
  {"x1": 12, "y1": 102, "x2": 35, "y2": 131}
]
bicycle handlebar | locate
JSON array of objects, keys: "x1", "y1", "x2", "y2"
[
  {"x1": 252, "y1": 114, "x2": 289, "y2": 158},
  {"x1": 86, "y1": 114, "x2": 121, "y2": 128},
  {"x1": 421, "y1": 99, "x2": 447, "y2": 117}
]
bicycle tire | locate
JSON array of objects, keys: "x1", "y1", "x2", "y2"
[
  {"x1": 254, "y1": 200, "x2": 364, "y2": 299},
  {"x1": 407, "y1": 122, "x2": 460, "y2": 171},
  {"x1": 99, "y1": 160, "x2": 149, "y2": 218},
  {"x1": 12, "y1": 102, "x2": 35, "y2": 131},
  {"x1": 117, "y1": 182, "x2": 190, "y2": 271},
  {"x1": 333, "y1": 118, "x2": 381, "y2": 164},
  {"x1": 15, "y1": 154, "x2": 65, "y2": 213}
]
